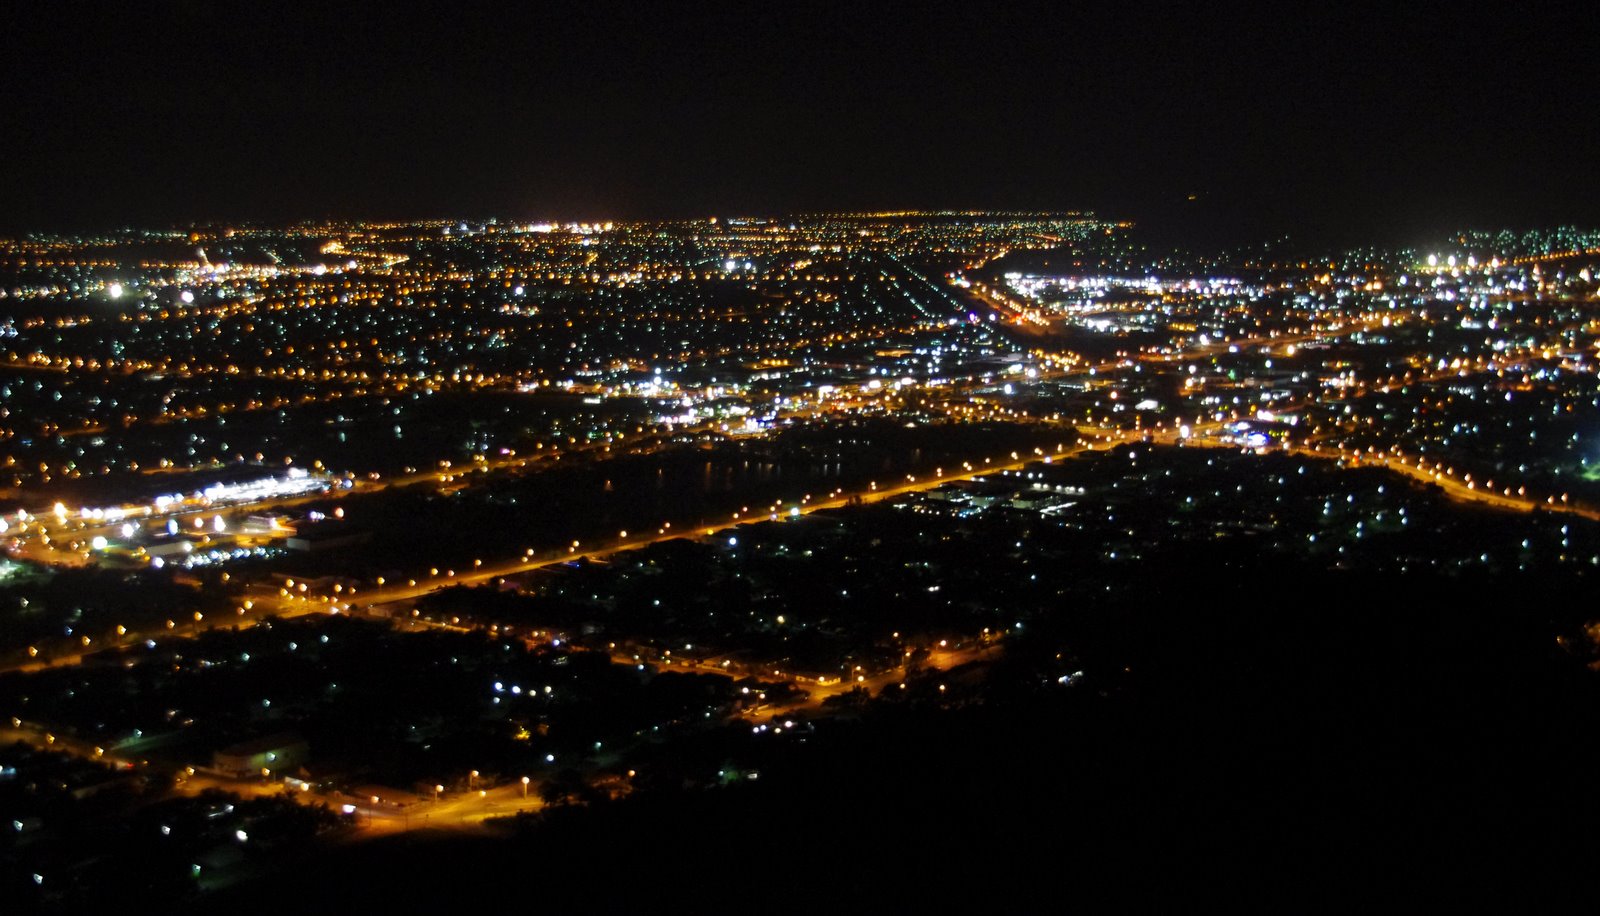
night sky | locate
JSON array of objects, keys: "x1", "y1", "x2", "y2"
[{"x1": 4, "y1": 1, "x2": 1595, "y2": 246}]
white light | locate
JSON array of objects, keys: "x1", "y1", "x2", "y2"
[
  {"x1": 91, "y1": 536, "x2": 108, "y2": 551},
  {"x1": 180, "y1": 290, "x2": 195, "y2": 304},
  {"x1": 108, "y1": 282, "x2": 123, "y2": 299}
]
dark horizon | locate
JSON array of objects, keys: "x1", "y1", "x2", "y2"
[{"x1": 4, "y1": 2, "x2": 1596, "y2": 249}]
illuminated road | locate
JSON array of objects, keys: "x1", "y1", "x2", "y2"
[
  {"x1": 2, "y1": 421, "x2": 721, "y2": 567},
  {"x1": 299, "y1": 438, "x2": 1123, "y2": 616},
  {"x1": 0, "y1": 723, "x2": 544, "y2": 835},
  {"x1": 1142, "y1": 428, "x2": 1600, "y2": 521}
]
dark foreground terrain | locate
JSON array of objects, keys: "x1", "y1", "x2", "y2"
[{"x1": 198, "y1": 565, "x2": 1600, "y2": 912}]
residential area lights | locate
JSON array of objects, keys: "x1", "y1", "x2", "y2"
[{"x1": 6, "y1": 216, "x2": 1600, "y2": 907}]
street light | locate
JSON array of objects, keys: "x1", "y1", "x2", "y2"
[{"x1": 521, "y1": 776, "x2": 529, "y2": 798}]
